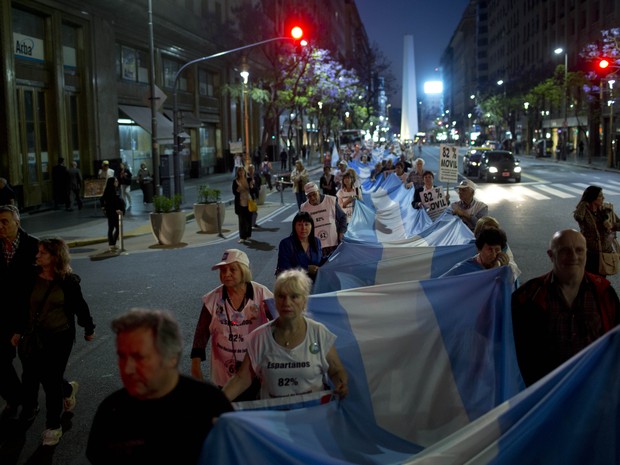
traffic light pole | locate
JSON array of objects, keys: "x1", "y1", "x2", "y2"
[{"x1": 171, "y1": 36, "x2": 297, "y2": 201}]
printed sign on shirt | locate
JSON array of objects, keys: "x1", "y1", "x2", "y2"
[{"x1": 420, "y1": 186, "x2": 449, "y2": 220}]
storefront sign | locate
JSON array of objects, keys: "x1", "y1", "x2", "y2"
[{"x1": 14, "y1": 32, "x2": 44, "y2": 62}]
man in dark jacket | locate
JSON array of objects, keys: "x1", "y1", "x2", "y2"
[
  {"x1": 52, "y1": 158, "x2": 71, "y2": 211},
  {"x1": 0, "y1": 205, "x2": 38, "y2": 419},
  {"x1": 512, "y1": 229, "x2": 620, "y2": 386}
]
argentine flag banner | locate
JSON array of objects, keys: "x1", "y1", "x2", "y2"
[
  {"x1": 314, "y1": 242, "x2": 476, "y2": 293},
  {"x1": 203, "y1": 267, "x2": 528, "y2": 464}
]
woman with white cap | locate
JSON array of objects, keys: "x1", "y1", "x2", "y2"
[
  {"x1": 190, "y1": 249, "x2": 273, "y2": 401},
  {"x1": 449, "y1": 179, "x2": 488, "y2": 231}
]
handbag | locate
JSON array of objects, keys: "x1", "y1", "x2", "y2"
[
  {"x1": 589, "y1": 209, "x2": 620, "y2": 275},
  {"x1": 248, "y1": 198, "x2": 257, "y2": 213}
]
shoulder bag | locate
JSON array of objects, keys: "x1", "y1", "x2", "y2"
[
  {"x1": 248, "y1": 198, "x2": 257, "y2": 213},
  {"x1": 589, "y1": 209, "x2": 619, "y2": 275}
]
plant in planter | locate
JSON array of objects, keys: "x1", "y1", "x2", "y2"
[
  {"x1": 150, "y1": 194, "x2": 186, "y2": 245},
  {"x1": 193, "y1": 185, "x2": 225, "y2": 234}
]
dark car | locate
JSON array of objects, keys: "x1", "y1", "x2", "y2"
[
  {"x1": 478, "y1": 150, "x2": 521, "y2": 182},
  {"x1": 463, "y1": 147, "x2": 491, "y2": 177}
]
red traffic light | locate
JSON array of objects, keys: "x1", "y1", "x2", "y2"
[
  {"x1": 599, "y1": 58, "x2": 610, "y2": 69},
  {"x1": 291, "y1": 26, "x2": 303, "y2": 40}
]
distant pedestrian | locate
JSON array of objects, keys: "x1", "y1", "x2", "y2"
[
  {"x1": 0, "y1": 177, "x2": 16, "y2": 206},
  {"x1": 578, "y1": 140, "x2": 585, "y2": 158},
  {"x1": 280, "y1": 149, "x2": 288, "y2": 171},
  {"x1": 15, "y1": 237, "x2": 96, "y2": 446},
  {"x1": 98, "y1": 160, "x2": 115, "y2": 180},
  {"x1": 52, "y1": 158, "x2": 71, "y2": 211},
  {"x1": 117, "y1": 162, "x2": 132, "y2": 210},
  {"x1": 137, "y1": 163, "x2": 154, "y2": 204},
  {"x1": 261, "y1": 156, "x2": 273, "y2": 190},
  {"x1": 0, "y1": 205, "x2": 38, "y2": 421},
  {"x1": 247, "y1": 164, "x2": 261, "y2": 228},
  {"x1": 68, "y1": 161, "x2": 83, "y2": 210},
  {"x1": 100, "y1": 177, "x2": 125, "y2": 252},
  {"x1": 232, "y1": 166, "x2": 252, "y2": 244}
]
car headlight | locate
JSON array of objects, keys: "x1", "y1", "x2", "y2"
[
  {"x1": 472, "y1": 162, "x2": 478, "y2": 166},
  {"x1": 514, "y1": 166, "x2": 522, "y2": 173},
  {"x1": 489, "y1": 167, "x2": 498, "y2": 173}
]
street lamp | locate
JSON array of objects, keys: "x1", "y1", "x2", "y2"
[
  {"x1": 170, "y1": 30, "x2": 305, "y2": 199},
  {"x1": 608, "y1": 79, "x2": 616, "y2": 168},
  {"x1": 523, "y1": 101, "x2": 530, "y2": 155},
  {"x1": 554, "y1": 47, "x2": 568, "y2": 161},
  {"x1": 240, "y1": 58, "x2": 250, "y2": 169}
]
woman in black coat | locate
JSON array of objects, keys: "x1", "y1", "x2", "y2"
[{"x1": 100, "y1": 177, "x2": 125, "y2": 251}]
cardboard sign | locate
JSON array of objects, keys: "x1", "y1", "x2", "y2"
[
  {"x1": 420, "y1": 186, "x2": 449, "y2": 220},
  {"x1": 439, "y1": 144, "x2": 459, "y2": 183}
]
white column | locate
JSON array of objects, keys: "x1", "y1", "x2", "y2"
[{"x1": 401, "y1": 34, "x2": 419, "y2": 140}]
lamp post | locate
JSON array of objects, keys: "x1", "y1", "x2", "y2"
[
  {"x1": 554, "y1": 47, "x2": 568, "y2": 161},
  {"x1": 170, "y1": 34, "x2": 304, "y2": 200},
  {"x1": 523, "y1": 101, "x2": 530, "y2": 155},
  {"x1": 608, "y1": 79, "x2": 616, "y2": 168},
  {"x1": 240, "y1": 58, "x2": 250, "y2": 169}
]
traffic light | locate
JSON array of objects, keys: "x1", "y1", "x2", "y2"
[
  {"x1": 596, "y1": 57, "x2": 614, "y2": 76},
  {"x1": 290, "y1": 25, "x2": 307, "y2": 52}
]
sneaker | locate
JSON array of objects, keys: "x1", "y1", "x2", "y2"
[
  {"x1": 64, "y1": 381, "x2": 79, "y2": 412},
  {"x1": 42, "y1": 427, "x2": 62, "y2": 446}
]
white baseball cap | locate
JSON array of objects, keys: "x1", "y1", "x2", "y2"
[
  {"x1": 211, "y1": 249, "x2": 250, "y2": 270},
  {"x1": 456, "y1": 179, "x2": 477, "y2": 191}
]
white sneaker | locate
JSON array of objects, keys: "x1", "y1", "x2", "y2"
[
  {"x1": 42, "y1": 427, "x2": 62, "y2": 446},
  {"x1": 64, "y1": 381, "x2": 79, "y2": 412}
]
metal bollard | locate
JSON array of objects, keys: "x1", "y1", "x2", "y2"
[
  {"x1": 279, "y1": 178, "x2": 284, "y2": 205},
  {"x1": 118, "y1": 211, "x2": 125, "y2": 252},
  {"x1": 216, "y1": 202, "x2": 224, "y2": 238}
]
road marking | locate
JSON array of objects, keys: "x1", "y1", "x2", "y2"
[
  {"x1": 535, "y1": 184, "x2": 575, "y2": 198},
  {"x1": 572, "y1": 182, "x2": 620, "y2": 195},
  {"x1": 509, "y1": 185, "x2": 550, "y2": 200}
]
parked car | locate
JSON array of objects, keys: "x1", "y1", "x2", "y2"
[
  {"x1": 463, "y1": 147, "x2": 492, "y2": 177},
  {"x1": 478, "y1": 150, "x2": 521, "y2": 182}
]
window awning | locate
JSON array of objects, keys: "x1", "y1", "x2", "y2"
[
  {"x1": 164, "y1": 110, "x2": 203, "y2": 128},
  {"x1": 119, "y1": 105, "x2": 173, "y2": 142}
]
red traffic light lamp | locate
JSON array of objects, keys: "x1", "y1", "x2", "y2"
[
  {"x1": 291, "y1": 26, "x2": 303, "y2": 40},
  {"x1": 596, "y1": 57, "x2": 614, "y2": 76}
]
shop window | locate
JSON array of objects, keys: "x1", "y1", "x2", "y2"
[
  {"x1": 118, "y1": 44, "x2": 149, "y2": 84},
  {"x1": 163, "y1": 57, "x2": 188, "y2": 91},
  {"x1": 12, "y1": 7, "x2": 46, "y2": 63},
  {"x1": 62, "y1": 23, "x2": 78, "y2": 70}
]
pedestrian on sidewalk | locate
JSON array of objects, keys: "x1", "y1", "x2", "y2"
[
  {"x1": 247, "y1": 164, "x2": 261, "y2": 228},
  {"x1": 100, "y1": 177, "x2": 125, "y2": 252},
  {"x1": 232, "y1": 166, "x2": 252, "y2": 243},
  {"x1": 52, "y1": 158, "x2": 71, "y2": 211},
  {"x1": 97, "y1": 160, "x2": 115, "y2": 180},
  {"x1": 14, "y1": 237, "x2": 96, "y2": 446},
  {"x1": 0, "y1": 177, "x2": 17, "y2": 206},
  {"x1": 0, "y1": 205, "x2": 38, "y2": 421},
  {"x1": 117, "y1": 162, "x2": 132, "y2": 210},
  {"x1": 280, "y1": 148, "x2": 288, "y2": 171},
  {"x1": 68, "y1": 161, "x2": 83, "y2": 210},
  {"x1": 137, "y1": 163, "x2": 154, "y2": 204},
  {"x1": 261, "y1": 156, "x2": 273, "y2": 190}
]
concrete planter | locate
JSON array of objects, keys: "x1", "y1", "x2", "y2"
[
  {"x1": 149, "y1": 211, "x2": 186, "y2": 245},
  {"x1": 193, "y1": 202, "x2": 225, "y2": 234}
]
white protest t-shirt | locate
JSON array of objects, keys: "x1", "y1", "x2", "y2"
[
  {"x1": 301, "y1": 195, "x2": 339, "y2": 249},
  {"x1": 420, "y1": 186, "x2": 449, "y2": 221},
  {"x1": 247, "y1": 318, "x2": 335, "y2": 399}
]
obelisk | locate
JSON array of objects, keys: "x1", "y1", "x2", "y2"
[{"x1": 400, "y1": 34, "x2": 418, "y2": 140}]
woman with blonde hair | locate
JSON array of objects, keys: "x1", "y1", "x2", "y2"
[
  {"x1": 232, "y1": 166, "x2": 252, "y2": 244},
  {"x1": 223, "y1": 269, "x2": 348, "y2": 401}
]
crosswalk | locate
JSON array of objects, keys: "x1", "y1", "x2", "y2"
[
  {"x1": 474, "y1": 181, "x2": 620, "y2": 205},
  {"x1": 280, "y1": 181, "x2": 620, "y2": 222}
]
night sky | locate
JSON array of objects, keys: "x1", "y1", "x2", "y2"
[{"x1": 355, "y1": 0, "x2": 470, "y2": 108}]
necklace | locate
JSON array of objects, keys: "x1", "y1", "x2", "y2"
[{"x1": 275, "y1": 321, "x2": 305, "y2": 347}]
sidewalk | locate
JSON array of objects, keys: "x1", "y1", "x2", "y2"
[{"x1": 19, "y1": 158, "x2": 324, "y2": 258}]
